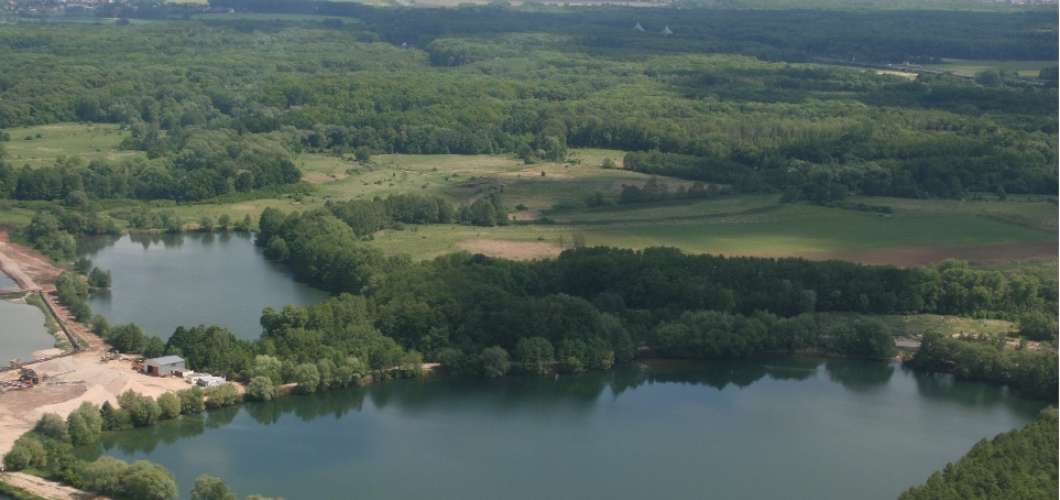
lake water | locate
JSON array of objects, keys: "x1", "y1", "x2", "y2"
[
  {"x1": 81, "y1": 357, "x2": 1043, "y2": 500},
  {"x1": 0, "y1": 298, "x2": 54, "y2": 363},
  {"x1": 78, "y1": 233, "x2": 329, "y2": 341}
]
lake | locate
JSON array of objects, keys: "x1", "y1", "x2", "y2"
[
  {"x1": 0, "y1": 297, "x2": 55, "y2": 364},
  {"x1": 81, "y1": 357, "x2": 1043, "y2": 500},
  {"x1": 78, "y1": 233, "x2": 329, "y2": 341}
]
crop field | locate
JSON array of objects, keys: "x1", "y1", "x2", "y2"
[{"x1": 2, "y1": 123, "x2": 145, "y2": 168}]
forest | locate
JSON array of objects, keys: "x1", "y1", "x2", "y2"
[
  {"x1": 0, "y1": 4, "x2": 1056, "y2": 499},
  {"x1": 900, "y1": 408, "x2": 1058, "y2": 500},
  {"x1": 0, "y1": 6, "x2": 1056, "y2": 206}
]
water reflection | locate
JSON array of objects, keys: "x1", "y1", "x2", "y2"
[
  {"x1": 83, "y1": 356, "x2": 962, "y2": 459},
  {"x1": 74, "y1": 233, "x2": 328, "y2": 340},
  {"x1": 824, "y1": 359, "x2": 894, "y2": 393}
]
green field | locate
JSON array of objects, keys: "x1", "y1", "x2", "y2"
[
  {"x1": 1, "y1": 123, "x2": 1053, "y2": 266},
  {"x1": 922, "y1": 58, "x2": 1055, "y2": 78},
  {"x1": 367, "y1": 196, "x2": 1056, "y2": 262},
  {"x1": 2, "y1": 123, "x2": 146, "y2": 168}
]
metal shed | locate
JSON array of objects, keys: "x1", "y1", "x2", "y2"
[{"x1": 144, "y1": 355, "x2": 185, "y2": 377}]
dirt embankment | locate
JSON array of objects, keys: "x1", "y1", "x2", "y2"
[
  {"x1": 0, "y1": 471, "x2": 96, "y2": 500},
  {"x1": 0, "y1": 229, "x2": 56, "y2": 292}
]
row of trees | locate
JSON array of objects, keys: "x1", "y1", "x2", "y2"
[
  {"x1": 324, "y1": 191, "x2": 509, "y2": 237},
  {"x1": 3, "y1": 388, "x2": 263, "y2": 500},
  {"x1": 0, "y1": 132, "x2": 301, "y2": 203}
]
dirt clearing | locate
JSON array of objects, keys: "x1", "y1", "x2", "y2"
[
  {"x1": 0, "y1": 352, "x2": 190, "y2": 455},
  {"x1": 457, "y1": 239, "x2": 562, "y2": 260}
]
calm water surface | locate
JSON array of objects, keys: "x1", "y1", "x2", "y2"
[
  {"x1": 0, "y1": 298, "x2": 54, "y2": 363},
  {"x1": 78, "y1": 233, "x2": 329, "y2": 340},
  {"x1": 82, "y1": 357, "x2": 1043, "y2": 500}
]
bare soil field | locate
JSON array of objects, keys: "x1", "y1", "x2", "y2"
[
  {"x1": 814, "y1": 240, "x2": 1058, "y2": 267},
  {"x1": 457, "y1": 239, "x2": 562, "y2": 260}
]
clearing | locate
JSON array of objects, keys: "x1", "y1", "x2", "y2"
[{"x1": 2, "y1": 123, "x2": 145, "y2": 169}]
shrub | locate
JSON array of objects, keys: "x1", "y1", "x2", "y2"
[
  {"x1": 34, "y1": 413, "x2": 70, "y2": 442},
  {"x1": 246, "y1": 376, "x2": 276, "y2": 402},
  {"x1": 120, "y1": 460, "x2": 178, "y2": 500},
  {"x1": 515, "y1": 337, "x2": 554, "y2": 375},
  {"x1": 3, "y1": 435, "x2": 47, "y2": 471},
  {"x1": 293, "y1": 363, "x2": 320, "y2": 394},
  {"x1": 204, "y1": 383, "x2": 241, "y2": 409},
  {"x1": 78, "y1": 456, "x2": 129, "y2": 496},
  {"x1": 157, "y1": 392, "x2": 182, "y2": 420},
  {"x1": 66, "y1": 403, "x2": 102, "y2": 446},
  {"x1": 191, "y1": 474, "x2": 236, "y2": 500},
  {"x1": 480, "y1": 346, "x2": 510, "y2": 378},
  {"x1": 178, "y1": 387, "x2": 206, "y2": 415}
]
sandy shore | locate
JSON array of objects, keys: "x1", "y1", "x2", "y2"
[{"x1": 0, "y1": 353, "x2": 190, "y2": 455}]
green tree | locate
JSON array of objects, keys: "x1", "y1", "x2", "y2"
[
  {"x1": 191, "y1": 474, "x2": 236, "y2": 500},
  {"x1": 204, "y1": 383, "x2": 241, "y2": 409},
  {"x1": 480, "y1": 346, "x2": 510, "y2": 378},
  {"x1": 3, "y1": 435, "x2": 47, "y2": 471},
  {"x1": 66, "y1": 402, "x2": 103, "y2": 446},
  {"x1": 178, "y1": 387, "x2": 206, "y2": 415},
  {"x1": 157, "y1": 392, "x2": 182, "y2": 420},
  {"x1": 34, "y1": 413, "x2": 69, "y2": 442},
  {"x1": 246, "y1": 376, "x2": 276, "y2": 402},
  {"x1": 515, "y1": 337, "x2": 554, "y2": 375},
  {"x1": 293, "y1": 363, "x2": 320, "y2": 394},
  {"x1": 120, "y1": 460, "x2": 178, "y2": 500},
  {"x1": 118, "y1": 390, "x2": 161, "y2": 427},
  {"x1": 79, "y1": 456, "x2": 129, "y2": 496}
]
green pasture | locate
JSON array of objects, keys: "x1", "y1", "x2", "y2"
[{"x1": 2, "y1": 123, "x2": 145, "y2": 168}]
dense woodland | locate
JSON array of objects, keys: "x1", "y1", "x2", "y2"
[
  {"x1": 900, "y1": 408, "x2": 1058, "y2": 500},
  {"x1": 0, "y1": 5, "x2": 1056, "y2": 204}
]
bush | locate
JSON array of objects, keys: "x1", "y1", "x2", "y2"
[
  {"x1": 293, "y1": 363, "x2": 320, "y2": 394},
  {"x1": 515, "y1": 337, "x2": 554, "y2": 375},
  {"x1": 157, "y1": 392, "x2": 182, "y2": 420},
  {"x1": 35, "y1": 413, "x2": 70, "y2": 442},
  {"x1": 78, "y1": 456, "x2": 129, "y2": 496},
  {"x1": 118, "y1": 390, "x2": 161, "y2": 427},
  {"x1": 204, "y1": 383, "x2": 241, "y2": 409},
  {"x1": 246, "y1": 376, "x2": 276, "y2": 402},
  {"x1": 100, "y1": 401, "x2": 132, "y2": 431},
  {"x1": 250, "y1": 355, "x2": 283, "y2": 385},
  {"x1": 3, "y1": 435, "x2": 47, "y2": 471},
  {"x1": 66, "y1": 403, "x2": 102, "y2": 446},
  {"x1": 178, "y1": 387, "x2": 206, "y2": 415},
  {"x1": 120, "y1": 460, "x2": 178, "y2": 500},
  {"x1": 191, "y1": 474, "x2": 236, "y2": 500},
  {"x1": 480, "y1": 346, "x2": 510, "y2": 378},
  {"x1": 1019, "y1": 311, "x2": 1058, "y2": 341}
]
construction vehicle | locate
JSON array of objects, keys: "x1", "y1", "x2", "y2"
[{"x1": 18, "y1": 368, "x2": 39, "y2": 385}]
